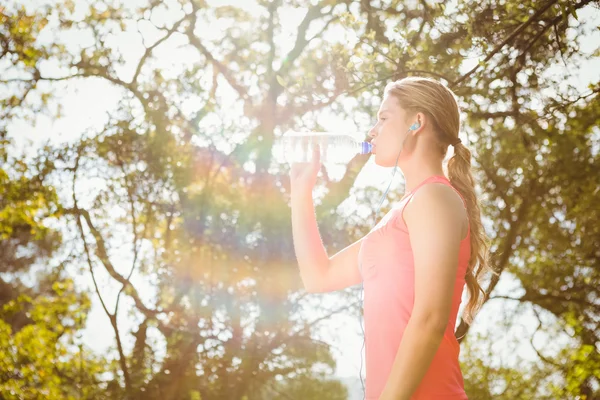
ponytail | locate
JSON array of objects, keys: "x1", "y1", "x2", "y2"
[{"x1": 448, "y1": 142, "x2": 497, "y2": 329}]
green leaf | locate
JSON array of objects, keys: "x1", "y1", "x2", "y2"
[{"x1": 276, "y1": 74, "x2": 286, "y2": 87}]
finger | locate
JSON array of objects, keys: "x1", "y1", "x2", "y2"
[{"x1": 312, "y1": 143, "x2": 320, "y2": 164}]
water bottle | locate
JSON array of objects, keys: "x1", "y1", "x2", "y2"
[{"x1": 275, "y1": 130, "x2": 373, "y2": 165}]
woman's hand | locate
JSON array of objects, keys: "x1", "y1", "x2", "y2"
[{"x1": 289, "y1": 143, "x2": 321, "y2": 195}]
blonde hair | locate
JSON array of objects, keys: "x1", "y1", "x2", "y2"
[{"x1": 384, "y1": 76, "x2": 497, "y2": 330}]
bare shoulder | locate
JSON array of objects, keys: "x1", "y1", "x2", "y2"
[{"x1": 403, "y1": 183, "x2": 466, "y2": 228}]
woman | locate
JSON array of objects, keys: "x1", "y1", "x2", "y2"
[{"x1": 290, "y1": 76, "x2": 493, "y2": 399}]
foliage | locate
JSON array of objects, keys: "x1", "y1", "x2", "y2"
[{"x1": 1, "y1": 0, "x2": 598, "y2": 398}]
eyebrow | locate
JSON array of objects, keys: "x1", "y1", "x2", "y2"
[{"x1": 377, "y1": 109, "x2": 390, "y2": 118}]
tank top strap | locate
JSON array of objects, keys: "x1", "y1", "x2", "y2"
[
  {"x1": 402, "y1": 175, "x2": 448, "y2": 202},
  {"x1": 442, "y1": 178, "x2": 468, "y2": 210}
]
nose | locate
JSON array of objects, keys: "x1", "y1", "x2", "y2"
[{"x1": 367, "y1": 124, "x2": 377, "y2": 140}]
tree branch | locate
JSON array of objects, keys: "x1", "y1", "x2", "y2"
[
  {"x1": 529, "y1": 305, "x2": 566, "y2": 369},
  {"x1": 113, "y1": 154, "x2": 149, "y2": 318},
  {"x1": 266, "y1": 0, "x2": 280, "y2": 80},
  {"x1": 406, "y1": 0, "x2": 430, "y2": 52},
  {"x1": 453, "y1": 0, "x2": 560, "y2": 87},
  {"x1": 0, "y1": 72, "x2": 86, "y2": 83},
  {"x1": 63, "y1": 205, "x2": 159, "y2": 319},
  {"x1": 521, "y1": 0, "x2": 594, "y2": 62},
  {"x1": 524, "y1": 291, "x2": 600, "y2": 314},
  {"x1": 71, "y1": 143, "x2": 111, "y2": 321},
  {"x1": 278, "y1": 4, "x2": 320, "y2": 68},
  {"x1": 70, "y1": 141, "x2": 132, "y2": 394},
  {"x1": 186, "y1": 13, "x2": 249, "y2": 100},
  {"x1": 132, "y1": 14, "x2": 189, "y2": 83}
]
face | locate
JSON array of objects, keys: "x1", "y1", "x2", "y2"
[{"x1": 368, "y1": 95, "x2": 416, "y2": 168}]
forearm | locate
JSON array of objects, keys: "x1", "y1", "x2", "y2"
[
  {"x1": 290, "y1": 192, "x2": 329, "y2": 292},
  {"x1": 379, "y1": 317, "x2": 445, "y2": 400}
]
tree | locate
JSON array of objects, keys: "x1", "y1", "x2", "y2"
[
  {"x1": 1, "y1": 0, "x2": 598, "y2": 398},
  {"x1": 1, "y1": 6, "x2": 111, "y2": 398}
]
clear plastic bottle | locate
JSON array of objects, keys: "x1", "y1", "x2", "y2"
[{"x1": 275, "y1": 130, "x2": 373, "y2": 165}]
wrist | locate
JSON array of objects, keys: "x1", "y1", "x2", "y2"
[{"x1": 291, "y1": 189, "x2": 313, "y2": 202}]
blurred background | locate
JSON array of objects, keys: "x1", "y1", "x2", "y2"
[{"x1": 1, "y1": 0, "x2": 599, "y2": 399}]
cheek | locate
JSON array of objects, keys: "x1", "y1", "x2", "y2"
[{"x1": 382, "y1": 125, "x2": 398, "y2": 145}]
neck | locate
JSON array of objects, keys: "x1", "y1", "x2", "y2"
[
  {"x1": 400, "y1": 157, "x2": 446, "y2": 194},
  {"x1": 396, "y1": 132, "x2": 448, "y2": 194}
]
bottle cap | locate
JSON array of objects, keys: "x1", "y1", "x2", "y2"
[{"x1": 360, "y1": 142, "x2": 372, "y2": 154}]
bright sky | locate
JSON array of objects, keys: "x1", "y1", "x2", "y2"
[{"x1": 6, "y1": 0, "x2": 600, "y2": 394}]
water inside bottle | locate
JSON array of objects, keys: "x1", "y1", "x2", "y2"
[
  {"x1": 275, "y1": 132, "x2": 363, "y2": 165},
  {"x1": 290, "y1": 135, "x2": 332, "y2": 164}
]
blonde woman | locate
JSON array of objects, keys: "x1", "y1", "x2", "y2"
[{"x1": 290, "y1": 77, "x2": 493, "y2": 399}]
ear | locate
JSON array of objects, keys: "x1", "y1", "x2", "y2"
[
  {"x1": 415, "y1": 112, "x2": 427, "y2": 130},
  {"x1": 408, "y1": 112, "x2": 427, "y2": 136}
]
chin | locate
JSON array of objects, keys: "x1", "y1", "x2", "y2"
[
  {"x1": 376, "y1": 156, "x2": 403, "y2": 170},
  {"x1": 374, "y1": 155, "x2": 393, "y2": 168}
]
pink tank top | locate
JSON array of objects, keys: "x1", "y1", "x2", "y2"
[{"x1": 358, "y1": 175, "x2": 470, "y2": 400}]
